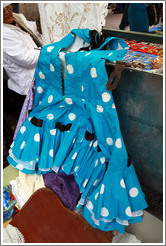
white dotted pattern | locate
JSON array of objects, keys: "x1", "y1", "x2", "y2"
[
  {"x1": 37, "y1": 86, "x2": 43, "y2": 94},
  {"x1": 47, "y1": 114, "x2": 54, "y2": 120},
  {"x1": 67, "y1": 64, "x2": 74, "y2": 74},
  {"x1": 74, "y1": 166, "x2": 79, "y2": 172},
  {"x1": 97, "y1": 105, "x2": 103, "y2": 113},
  {"x1": 47, "y1": 46, "x2": 54, "y2": 52},
  {"x1": 87, "y1": 201, "x2": 93, "y2": 210},
  {"x1": 39, "y1": 71, "x2": 45, "y2": 79},
  {"x1": 93, "y1": 140, "x2": 98, "y2": 147},
  {"x1": 69, "y1": 113, "x2": 76, "y2": 121},
  {"x1": 72, "y1": 152, "x2": 77, "y2": 160},
  {"x1": 106, "y1": 137, "x2": 113, "y2": 145},
  {"x1": 81, "y1": 85, "x2": 84, "y2": 91},
  {"x1": 20, "y1": 126, "x2": 26, "y2": 134},
  {"x1": 20, "y1": 141, "x2": 26, "y2": 149},
  {"x1": 100, "y1": 184, "x2": 105, "y2": 194},
  {"x1": 129, "y1": 188, "x2": 139, "y2": 197},
  {"x1": 95, "y1": 159, "x2": 98, "y2": 167},
  {"x1": 49, "y1": 149, "x2": 54, "y2": 157},
  {"x1": 95, "y1": 192, "x2": 99, "y2": 200},
  {"x1": 125, "y1": 206, "x2": 132, "y2": 217},
  {"x1": 50, "y1": 64, "x2": 55, "y2": 72},
  {"x1": 101, "y1": 207, "x2": 109, "y2": 217},
  {"x1": 102, "y1": 92, "x2": 111, "y2": 102},
  {"x1": 115, "y1": 138, "x2": 122, "y2": 148},
  {"x1": 120, "y1": 179, "x2": 126, "y2": 188},
  {"x1": 90, "y1": 67, "x2": 97, "y2": 78},
  {"x1": 83, "y1": 179, "x2": 88, "y2": 188},
  {"x1": 34, "y1": 133, "x2": 40, "y2": 142},
  {"x1": 48, "y1": 95, "x2": 53, "y2": 103},
  {"x1": 50, "y1": 129, "x2": 56, "y2": 135},
  {"x1": 65, "y1": 98, "x2": 72, "y2": 104},
  {"x1": 100, "y1": 157, "x2": 105, "y2": 164},
  {"x1": 93, "y1": 179, "x2": 98, "y2": 186}
]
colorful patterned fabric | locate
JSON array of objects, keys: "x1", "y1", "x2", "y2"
[{"x1": 8, "y1": 29, "x2": 147, "y2": 233}]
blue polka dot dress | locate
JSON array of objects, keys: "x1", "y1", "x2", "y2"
[{"x1": 7, "y1": 29, "x2": 148, "y2": 233}]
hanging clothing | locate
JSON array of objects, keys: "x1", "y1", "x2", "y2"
[
  {"x1": 38, "y1": 3, "x2": 108, "y2": 44},
  {"x1": 7, "y1": 29, "x2": 147, "y2": 233}
]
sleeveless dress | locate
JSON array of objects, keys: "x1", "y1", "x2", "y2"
[{"x1": 7, "y1": 29, "x2": 148, "y2": 233}]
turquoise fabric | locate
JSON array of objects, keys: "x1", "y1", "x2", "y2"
[
  {"x1": 128, "y1": 3, "x2": 150, "y2": 32},
  {"x1": 7, "y1": 29, "x2": 147, "y2": 233}
]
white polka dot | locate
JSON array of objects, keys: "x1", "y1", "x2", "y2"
[
  {"x1": 16, "y1": 164, "x2": 23, "y2": 170},
  {"x1": 100, "y1": 184, "x2": 105, "y2": 194},
  {"x1": 50, "y1": 64, "x2": 55, "y2": 72},
  {"x1": 72, "y1": 152, "x2": 77, "y2": 160},
  {"x1": 90, "y1": 67, "x2": 97, "y2": 78},
  {"x1": 39, "y1": 71, "x2": 45, "y2": 79},
  {"x1": 65, "y1": 98, "x2": 72, "y2": 104},
  {"x1": 93, "y1": 179, "x2": 98, "y2": 186},
  {"x1": 87, "y1": 201, "x2": 94, "y2": 210},
  {"x1": 47, "y1": 46, "x2": 54, "y2": 52},
  {"x1": 92, "y1": 214, "x2": 99, "y2": 225},
  {"x1": 100, "y1": 157, "x2": 105, "y2": 164},
  {"x1": 20, "y1": 141, "x2": 26, "y2": 149},
  {"x1": 95, "y1": 192, "x2": 99, "y2": 200},
  {"x1": 74, "y1": 166, "x2": 79, "y2": 172},
  {"x1": 20, "y1": 126, "x2": 26, "y2": 134},
  {"x1": 101, "y1": 207, "x2": 109, "y2": 217},
  {"x1": 97, "y1": 105, "x2": 103, "y2": 113},
  {"x1": 28, "y1": 117, "x2": 32, "y2": 121},
  {"x1": 81, "y1": 85, "x2": 84, "y2": 92},
  {"x1": 83, "y1": 179, "x2": 88, "y2": 188},
  {"x1": 39, "y1": 101, "x2": 42, "y2": 105},
  {"x1": 49, "y1": 149, "x2": 54, "y2": 157},
  {"x1": 47, "y1": 114, "x2": 54, "y2": 120},
  {"x1": 106, "y1": 137, "x2": 113, "y2": 145},
  {"x1": 48, "y1": 95, "x2": 53, "y2": 103},
  {"x1": 125, "y1": 206, "x2": 132, "y2": 217},
  {"x1": 89, "y1": 141, "x2": 93, "y2": 147},
  {"x1": 50, "y1": 129, "x2": 56, "y2": 135},
  {"x1": 11, "y1": 142, "x2": 14, "y2": 148},
  {"x1": 81, "y1": 99, "x2": 85, "y2": 101},
  {"x1": 71, "y1": 33, "x2": 75, "y2": 37},
  {"x1": 115, "y1": 138, "x2": 122, "y2": 148},
  {"x1": 112, "y1": 103, "x2": 116, "y2": 108},
  {"x1": 93, "y1": 140, "x2": 98, "y2": 147},
  {"x1": 67, "y1": 64, "x2": 74, "y2": 74},
  {"x1": 120, "y1": 179, "x2": 126, "y2": 188},
  {"x1": 37, "y1": 86, "x2": 43, "y2": 94},
  {"x1": 30, "y1": 161, "x2": 33, "y2": 165},
  {"x1": 95, "y1": 159, "x2": 98, "y2": 167},
  {"x1": 129, "y1": 188, "x2": 139, "y2": 197},
  {"x1": 80, "y1": 138, "x2": 83, "y2": 143},
  {"x1": 108, "y1": 52, "x2": 113, "y2": 57},
  {"x1": 73, "y1": 138, "x2": 76, "y2": 144},
  {"x1": 85, "y1": 52, "x2": 91, "y2": 56},
  {"x1": 60, "y1": 105, "x2": 65, "y2": 108},
  {"x1": 69, "y1": 113, "x2": 76, "y2": 121},
  {"x1": 34, "y1": 133, "x2": 40, "y2": 142},
  {"x1": 102, "y1": 92, "x2": 111, "y2": 102}
]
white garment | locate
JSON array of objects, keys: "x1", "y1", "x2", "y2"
[
  {"x1": 38, "y1": 3, "x2": 108, "y2": 45},
  {"x1": 3, "y1": 13, "x2": 42, "y2": 95},
  {"x1": 112, "y1": 230, "x2": 141, "y2": 243},
  {"x1": 9, "y1": 171, "x2": 45, "y2": 208},
  {"x1": 3, "y1": 224, "x2": 25, "y2": 243}
]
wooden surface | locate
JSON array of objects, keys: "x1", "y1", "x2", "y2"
[{"x1": 11, "y1": 188, "x2": 113, "y2": 243}]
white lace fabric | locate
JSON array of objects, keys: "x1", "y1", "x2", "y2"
[
  {"x1": 38, "y1": 3, "x2": 108, "y2": 45},
  {"x1": 3, "y1": 224, "x2": 25, "y2": 243}
]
